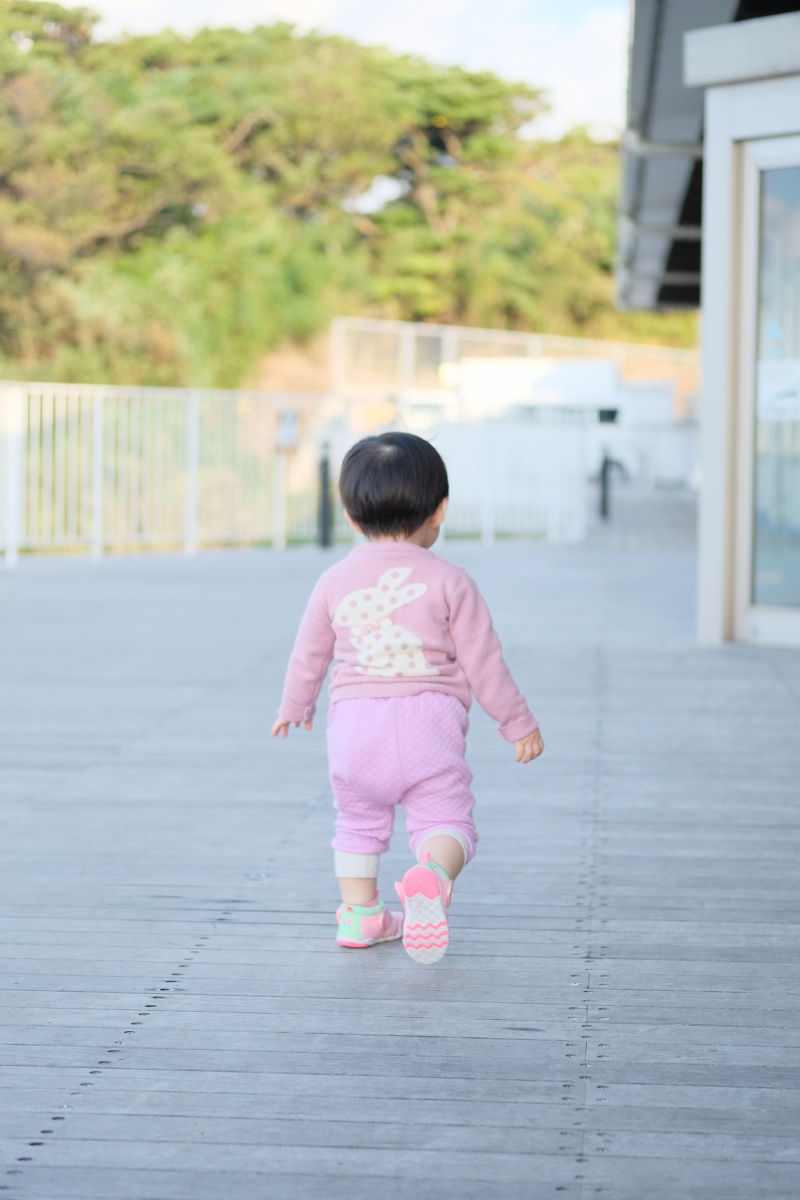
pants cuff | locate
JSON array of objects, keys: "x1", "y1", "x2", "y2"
[
  {"x1": 414, "y1": 827, "x2": 472, "y2": 867},
  {"x1": 334, "y1": 851, "x2": 380, "y2": 878}
]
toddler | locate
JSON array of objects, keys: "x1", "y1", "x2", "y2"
[{"x1": 271, "y1": 432, "x2": 543, "y2": 964}]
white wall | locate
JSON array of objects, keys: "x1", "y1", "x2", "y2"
[{"x1": 432, "y1": 418, "x2": 589, "y2": 545}]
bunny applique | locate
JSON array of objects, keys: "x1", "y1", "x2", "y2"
[{"x1": 333, "y1": 567, "x2": 439, "y2": 678}]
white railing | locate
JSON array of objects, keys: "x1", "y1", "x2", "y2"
[
  {"x1": 0, "y1": 380, "x2": 603, "y2": 559},
  {"x1": 0, "y1": 383, "x2": 329, "y2": 562},
  {"x1": 1, "y1": 322, "x2": 700, "y2": 563},
  {"x1": 330, "y1": 316, "x2": 700, "y2": 420}
]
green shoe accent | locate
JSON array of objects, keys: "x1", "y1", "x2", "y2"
[
  {"x1": 428, "y1": 862, "x2": 451, "y2": 883},
  {"x1": 336, "y1": 896, "x2": 403, "y2": 948},
  {"x1": 419, "y1": 852, "x2": 451, "y2": 883}
]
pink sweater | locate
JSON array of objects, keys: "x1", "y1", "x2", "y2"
[{"x1": 278, "y1": 541, "x2": 537, "y2": 743}]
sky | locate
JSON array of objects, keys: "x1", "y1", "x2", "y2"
[{"x1": 89, "y1": 0, "x2": 631, "y2": 140}]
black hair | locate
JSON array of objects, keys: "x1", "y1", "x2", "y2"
[{"x1": 338, "y1": 432, "x2": 449, "y2": 538}]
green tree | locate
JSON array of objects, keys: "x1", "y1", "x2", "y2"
[{"x1": 0, "y1": 3, "x2": 695, "y2": 386}]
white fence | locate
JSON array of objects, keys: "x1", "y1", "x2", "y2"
[
  {"x1": 0, "y1": 384, "x2": 328, "y2": 562},
  {"x1": 0, "y1": 381, "x2": 594, "y2": 563},
  {"x1": 1, "y1": 322, "x2": 700, "y2": 563},
  {"x1": 330, "y1": 316, "x2": 699, "y2": 420}
]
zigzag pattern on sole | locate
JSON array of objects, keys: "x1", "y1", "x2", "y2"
[{"x1": 397, "y1": 865, "x2": 450, "y2": 965}]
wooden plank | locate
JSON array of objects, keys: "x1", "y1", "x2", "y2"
[{"x1": 1, "y1": 499, "x2": 800, "y2": 1197}]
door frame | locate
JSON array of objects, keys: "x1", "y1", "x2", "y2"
[{"x1": 734, "y1": 134, "x2": 800, "y2": 647}]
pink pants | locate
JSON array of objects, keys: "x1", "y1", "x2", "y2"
[{"x1": 327, "y1": 693, "x2": 478, "y2": 862}]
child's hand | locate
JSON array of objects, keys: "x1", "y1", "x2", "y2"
[
  {"x1": 515, "y1": 729, "x2": 544, "y2": 764},
  {"x1": 271, "y1": 717, "x2": 313, "y2": 737}
]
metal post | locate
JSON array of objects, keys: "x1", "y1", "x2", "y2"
[
  {"x1": 3, "y1": 387, "x2": 25, "y2": 567},
  {"x1": 273, "y1": 450, "x2": 287, "y2": 552},
  {"x1": 185, "y1": 390, "x2": 199, "y2": 555},
  {"x1": 319, "y1": 443, "x2": 332, "y2": 549},
  {"x1": 600, "y1": 453, "x2": 611, "y2": 520},
  {"x1": 91, "y1": 393, "x2": 104, "y2": 558}
]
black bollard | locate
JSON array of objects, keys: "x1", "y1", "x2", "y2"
[
  {"x1": 599, "y1": 454, "x2": 611, "y2": 520},
  {"x1": 319, "y1": 444, "x2": 332, "y2": 548}
]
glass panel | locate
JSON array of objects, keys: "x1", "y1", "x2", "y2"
[{"x1": 753, "y1": 165, "x2": 800, "y2": 607}]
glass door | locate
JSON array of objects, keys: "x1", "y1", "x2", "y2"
[{"x1": 736, "y1": 137, "x2": 800, "y2": 645}]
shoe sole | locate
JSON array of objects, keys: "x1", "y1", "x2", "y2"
[
  {"x1": 337, "y1": 930, "x2": 402, "y2": 949},
  {"x1": 400, "y1": 866, "x2": 449, "y2": 964}
]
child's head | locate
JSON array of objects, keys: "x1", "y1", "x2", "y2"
[{"x1": 339, "y1": 432, "x2": 449, "y2": 540}]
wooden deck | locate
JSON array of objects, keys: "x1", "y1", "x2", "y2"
[{"x1": 1, "y1": 492, "x2": 800, "y2": 1199}]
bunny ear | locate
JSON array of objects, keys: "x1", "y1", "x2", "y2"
[
  {"x1": 378, "y1": 567, "x2": 411, "y2": 589},
  {"x1": 390, "y1": 581, "x2": 428, "y2": 609},
  {"x1": 333, "y1": 590, "x2": 363, "y2": 625},
  {"x1": 402, "y1": 583, "x2": 427, "y2": 602}
]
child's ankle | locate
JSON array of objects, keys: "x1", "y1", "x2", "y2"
[
  {"x1": 338, "y1": 878, "x2": 380, "y2": 907},
  {"x1": 431, "y1": 863, "x2": 450, "y2": 883},
  {"x1": 419, "y1": 852, "x2": 451, "y2": 883},
  {"x1": 338, "y1": 895, "x2": 380, "y2": 911}
]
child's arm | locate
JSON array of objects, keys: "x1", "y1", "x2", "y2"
[
  {"x1": 272, "y1": 576, "x2": 335, "y2": 738},
  {"x1": 449, "y1": 570, "x2": 543, "y2": 760}
]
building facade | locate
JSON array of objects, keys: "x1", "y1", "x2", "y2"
[{"x1": 619, "y1": 2, "x2": 800, "y2": 647}]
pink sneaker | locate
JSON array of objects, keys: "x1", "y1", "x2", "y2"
[
  {"x1": 395, "y1": 855, "x2": 453, "y2": 965},
  {"x1": 335, "y1": 897, "x2": 403, "y2": 949}
]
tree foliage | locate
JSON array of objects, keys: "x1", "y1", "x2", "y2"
[{"x1": 0, "y1": 3, "x2": 695, "y2": 385}]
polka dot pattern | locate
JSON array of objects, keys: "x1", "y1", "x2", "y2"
[{"x1": 331, "y1": 566, "x2": 439, "y2": 679}]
